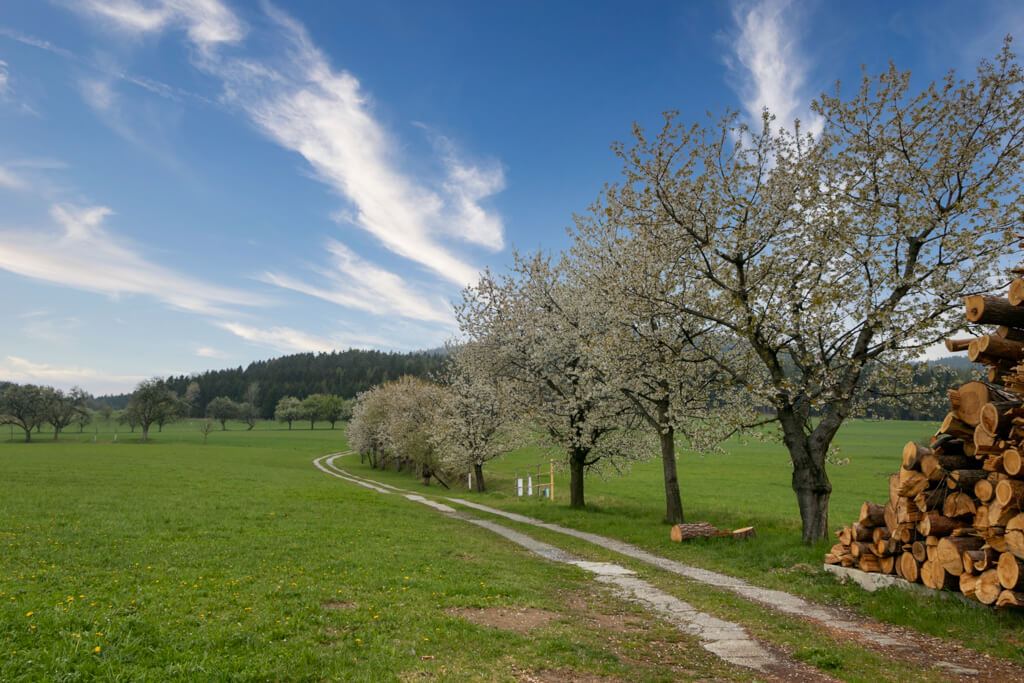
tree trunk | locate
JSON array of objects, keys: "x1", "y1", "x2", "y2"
[
  {"x1": 657, "y1": 402, "x2": 684, "y2": 524},
  {"x1": 474, "y1": 462, "x2": 485, "y2": 492},
  {"x1": 779, "y1": 410, "x2": 833, "y2": 543},
  {"x1": 310, "y1": 419, "x2": 315, "y2": 430},
  {"x1": 23, "y1": 426, "x2": 31, "y2": 443},
  {"x1": 53, "y1": 426, "x2": 59, "y2": 441},
  {"x1": 141, "y1": 425, "x2": 149, "y2": 443},
  {"x1": 288, "y1": 421, "x2": 292, "y2": 430},
  {"x1": 569, "y1": 447, "x2": 587, "y2": 508}
]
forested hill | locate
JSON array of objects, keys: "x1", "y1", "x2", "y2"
[{"x1": 99, "y1": 348, "x2": 447, "y2": 418}]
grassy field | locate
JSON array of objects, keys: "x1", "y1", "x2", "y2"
[
  {"x1": 0, "y1": 421, "x2": 747, "y2": 681},
  {"x1": 4, "y1": 417, "x2": 1024, "y2": 680},
  {"x1": 345, "y1": 419, "x2": 1024, "y2": 665}
]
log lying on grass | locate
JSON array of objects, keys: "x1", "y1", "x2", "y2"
[{"x1": 670, "y1": 522, "x2": 755, "y2": 542}]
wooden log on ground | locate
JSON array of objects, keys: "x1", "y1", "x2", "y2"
[
  {"x1": 943, "y1": 491, "x2": 977, "y2": 518},
  {"x1": 1009, "y1": 278, "x2": 1024, "y2": 306},
  {"x1": 996, "y1": 479, "x2": 1024, "y2": 509},
  {"x1": 976, "y1": 569, "x2": 1003, "y2": 604},
  {"x1": 970, "y1": 335, "x2": 1024, "y2": 363},
  {"x1": 996, "y1": 324, "x2": 1024, "y2": 341},
  {"x1": 931, "y1": 435, "x2": 965, "y2": 456},
  {"x1": 990, "y1": 500, "x2": 1019, "y2": 528},
  {"x1": 921, "y1": 453, "x2": 977, "y2": 480},
  {"x1": 902, "y1": 442, "x2": 930, "y2": 470},
  {"x1": 900, "y1": 552, "x2": 920, "y2": 583},
  {"x1": 670, "y1": 522, "x2": 720, "y2": 541},
  {"x1": 914, "y1": 486, "x2": 946, "y2": 512},
  {"x1": 937, "y1": 536, "x2": 985, "y2": 575},
  {"x1": 884, "y1": 500, "x2": 898, "y2": 532},
  {"x1": 946, "y1": 338, "x2": 973, "y2": 353},
  {"x1": 980, "y1": 401, "x2": 1019, "y2": 436},
  {"x1": 960, "y1": 572, "x2": 979, "y2": 598},
  {"x1": 871, "y1": 526, "x2": 891, "y2": 544},
  {"x1": 897, "y1": 497, "x2": 925, "y2": 524},
  {"x1": 948, "y1": 469, "x2": 988, "y2": 490},
  {"x1": 879, "y1": 555, "x2": 895, "y2": 574},
  {"x1": 974, "y1": 547, "x2": 1001, "y2": 572},
  {"x1": 955, "y1": 382, "x2": 1018, "y2": 427},
  {"x1": 973, "y1": 425, "x2": 1002, "y2": 454},
  {"x1": 859, "y1": 501, "x2": 886, "y2": 527},
  {"x1": 731, "y1": 526, "x2": 756, "y2": 540},
  {"x1": 849, "y1": 542, "x2": 875, "y2": 559},
  {"x1": 983, "y1": 455, "x2": 1005, "y2": 473},
  {"x1": 1007, "y1": 529, "x2": 1024, "y2": 560},
  {"x1": 962, "y1": 548, "x2": 987, "y2": 573},
  {"x1": 965, "y1": 295, "x2": 1024, "y2": 328},
  {"x1": 975, "y1": 505, "x2": 991, "y2": 531},
  {"x1": 898, "y1": 470, "x2": 931, "y2": 498},
  {"x1": 938, "y1": 412, "x2": 975, "y2": 440},
  {"x1": 998, "y1": 552, "x2": 1024, "y2": 590},
  {"x1": 912, "y1": 541, "x2": 928, "y2": 563},
  {"x1": 918, "y1": 511, "x2": 966, "y2": 537},
  {"x1": 996, "y1": 589, "x2": 1024, "y2": 608},
  {"x1": 858, "y1": 554, "x2": 882, "y2": 572},
  {"x1": 1005, "y1": 448, "x2": 1024, "y2": 476},
  {"x1": 922, "y1": 560, "x2": 959, "y2": 590}
]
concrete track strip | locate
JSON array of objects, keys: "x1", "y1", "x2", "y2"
[
  {"x1": 317, "y1": 454, "x2": 1024, "y2": 680},
  {"x1": 313, "y1": 454, "x2": 786, "y2": 674}
]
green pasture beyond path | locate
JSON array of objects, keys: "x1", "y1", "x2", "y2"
[{"x1": 2, "y1": 418, "x2": 1023, "y2": 680}]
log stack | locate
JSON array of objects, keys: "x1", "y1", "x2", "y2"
[{"x1": 825, "y1": 286, "x2": 1024, "y2": 609}]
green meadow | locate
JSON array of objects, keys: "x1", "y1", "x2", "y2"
[{"x1": 3, "y1": 418, "x2": 1024, "y2": 681}]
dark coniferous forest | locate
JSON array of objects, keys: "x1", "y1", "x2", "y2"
[{"x1": 98, "y1": 348, "x2": 447, "y2": 418}]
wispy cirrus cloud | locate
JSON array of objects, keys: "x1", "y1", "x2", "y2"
[
  {"x1": 74, "y1": 0, "x2": 246, "y2": 51},
  {"x1": 0, "y1": 164, "x2": 28, "y2": 191},
  {"x1": 69, "y1": 0, "x2": 505, "y2": 290},
  {"x1": 0, "y1": 355, "x2": 146, "y2": 394},
  {"x1": 0, "y1": 204, "x2": 265, "y2": 316},
  {"x1": 264, "y1": 239, "x2": 454, "y2": 325},
  {"x1": 215, "y1": 320, "x2": 411, "y2": 354},
  {"x1": 727, "y1": 0, "x2": 820, "y2": 134}
]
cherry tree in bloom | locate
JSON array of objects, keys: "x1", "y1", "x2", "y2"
[
  {"x1": 456, "y1": 252, "x2": 654, "y2": 508},
  {"x1": 580, "y1": 42, "x2": 1024, "y2": 541}
]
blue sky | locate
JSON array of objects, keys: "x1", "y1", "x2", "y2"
[{"x1": 0, "y1": 0, "x2": 1020, "y2": 394}]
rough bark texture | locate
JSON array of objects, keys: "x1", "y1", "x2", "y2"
[
  {"x1": 473, "y1": 462, "x2": 485, "y2": 492},
  {"x1": 661, "y1": 427, "x2": 683, "y2": 524},
  {"x1": 779, "y1": 408, "x2": 834, "y2": 543},
  {"x1": 569, "y1": 447, "x2": 587, "y2": 508}
]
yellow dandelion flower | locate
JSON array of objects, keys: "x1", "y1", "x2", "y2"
[
  {"x1": 25, "y1": 611, "x2": 33, "y2": 617},
  {"x1": 93, "y1": 646, "x2": 101, "y2": 653}
]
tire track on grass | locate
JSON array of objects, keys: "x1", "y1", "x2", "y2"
[
  {"x1": 313, "y1": 453, "x2": 825, "y2": 678},
  {"x1": 317, "y1": 454, "x2": 1024, "y2": 681}
]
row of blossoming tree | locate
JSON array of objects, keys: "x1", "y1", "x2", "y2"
[{"x1": 350, "y1": 43, "x2": 1024, "y2": 543}]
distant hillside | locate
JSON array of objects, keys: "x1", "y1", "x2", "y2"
[{"x1": 98, "y1": 348, "x2": 448, "y2": 418}]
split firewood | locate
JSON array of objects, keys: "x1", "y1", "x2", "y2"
[{"x1": 965, "y1": 295, "x2": 1024, "y2": 328}]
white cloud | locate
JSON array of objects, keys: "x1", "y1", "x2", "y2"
[
  {"x1": 195, "y1": 346, "x2": 228, "y2": 358},
  {"x1": 0, "y1": 204, "x2": 265, "y2": 316},
  {"x1": 264, "y1": 239, "x2": 455, "y2": 325},
  {"x1": 0, "y1": 60, "x2": 8, "y2": 96},
  {"x1": 728, "y1": 0, "x2": 821, "y2": 135},
  {"x1": 70, "y1": 1, "x2": 505, "y2": 288},
  {"x1": 76, "y1": 0, "x2": 246, "y2": 51},
  {"x1": 0, "y1": 164, "x2": 28, "y2": 191},
  {"x1": 215, "y1": 321, "x2": 338, "y2": 354},
  {"x1": 216, "y1": 320, "x2": 410, "y2": 354},
  {"x1": 0, "y1": 355, "x2": 146, "y2": 394}
]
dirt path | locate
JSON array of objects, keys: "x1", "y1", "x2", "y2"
[{"x1": 315, "y1": 453, "x2": 1024, "y2": 681}]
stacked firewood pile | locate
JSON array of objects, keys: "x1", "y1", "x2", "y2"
[{"x1": 825, "y1": 291, "x2": 1024, "y2": 608}]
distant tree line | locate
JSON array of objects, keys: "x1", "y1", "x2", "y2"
[{"x1": 96, "y1": 348, "x2": 447, "y2": 419}]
